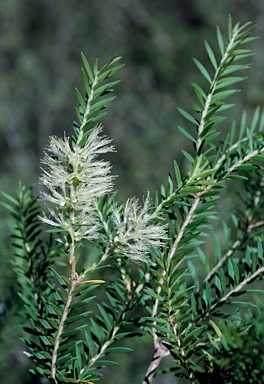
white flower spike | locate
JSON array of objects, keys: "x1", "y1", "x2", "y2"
[
  {"x1": 112, "y1": 193, "x2": 167, "y2": 262},
  {"x1": 39, "y1": 124, "x2": 115, "y2": 242}
]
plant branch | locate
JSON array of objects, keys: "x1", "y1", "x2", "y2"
[
  {"x1": 204, "y1": 170, "x2": 264, "y2": 284},
  {"x1": 196, "y1": 26, "x2": 240, "y2": 154},
  {"x1": 147, "y1": 124, "x2": 263, "y2": 380},
  {"x1": 227, "y1": 148, "x2": 264, "y2": 176},
  {"x1": 51, "y1": 276, "x2": 78, "y2": 383},
  {"x1": 77, "y1": 72, "x2": 98, "y2": 146},
  {"x1": 142, "y1": 344, "x2": 169, "y2": 384},
  {"x1": 214, "y1": 136, "x2": 254, "y2": 174},
  {"x1": 204, "y1": 220, "x2": 264, "y2": 284},
  {"x1": 78, "y1": 244, "x2": 117, "y2": 280},
  {"x1": 172, "y1": 326, "x2": 196, "y2": 384},
  {"x1": 80, "y1": 282, "x2": 133, "y2": 376},
  {"x1": 205, "y1": 265, "x2": 264, "y2": 317},
  {"x1": 88, "y1": 325, "x2": 120, "y2": 367},
  {"x1": 147, "y1": 190, "x2": 205, "y2": 381}
]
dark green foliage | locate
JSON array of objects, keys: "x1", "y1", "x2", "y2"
[
  {"x1": 73, "y1": 53, "x2": 124, "y2": 146},
  {"x1": 3, "y1": 185, "x2": 147, "y2": 383},
  {"x1": 2, "y1": 185, "x2": 58, "y2": 377},
  {"x1": 140, "y1": 18, "x2": 264, "y2": 384},
  {"x1": 3, "y1": 16, "x2": 264, "y2": 384}
]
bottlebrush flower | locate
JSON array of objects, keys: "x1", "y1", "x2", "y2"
[
  {"x1": 39, "y1": 124, "x2": 115, "y2": 241},
  {"x1": 112, "y1": 193, "x2": 167, "y2": 261}
]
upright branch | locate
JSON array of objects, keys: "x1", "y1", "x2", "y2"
[
  {"x1": 39, "y1": 56, "x2": 123, "y2": 382},
  {"x1": 38, "y1": 54, "x2": 167, "y2": 383},
  {"x1": 142, "y1": 16, "x2": 264, "y2": 384}
]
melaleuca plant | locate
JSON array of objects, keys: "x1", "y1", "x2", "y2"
[{"x1": 3, "y1": 16, "x2": 264, "y2": 384}]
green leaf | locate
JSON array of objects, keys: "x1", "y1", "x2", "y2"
[
  {"x1": 51, "y1": 268, "x2": 69, "y2": 287},
  {"x1": 106, "y1": 347, "x2": 133, "y2": 354},
  {"x1": 56, "y1": 352, "x2": 74, "y2": 366},
  {"x1": 216, "y1": 26, "x2": 225, "y2": 56},
  {"x1": 174, "y1": 160, "x2": 182, "y2": 187},
  {"x1": 81, "y1": 52, "x2": 94, "y2": 81},
  {"x1": 1, "y1": 191, "x2": 19, "y2": 205},
  {"x1": 205, "y1": 40, "x2": 218, "y2": 70},
  {"x1": 215, "y1": 76, "x2": 247, "y2": 90},
  {"x1": 90, "y1": 317, "x2": 103, "y2": 341},
  {"x1": 228, "y1": 14, "x2": 233, "y2": 42},
  {"x1": 193, "y1": 58, "x2": 212, "y2": 83},
  {"x1": 98, "y1": 55, "x2": 122, "y2": 76},
  {"x1": 66, "y1": 311, "x2": 92, "y2": 324},
  {"x1": 246, "y1": 289, "x2": 264, "y2": 295},
  {"x1": 211, "y1": 89, "x2": 239, "y2": 103},
  {"x1": 178, "y1": 108, "x2": 198, "y2": 126},
  {"x1": 97, "y1": 64, "x2": 124, "y2": 83},
  {"x1": 90, "y1": 96, "x2": 116, "y2": 113},
  {"x1": 192, "y1": 82, "x2": 206, "y2": 106},
  {"x1": 0, "y1": 201, "x2": 17, "y2": 215},
  {"x1": 93, "y1": 58, "x2": 99, "y2": 75},
  {"x1": 39, "y1": 335, "x2": 52, "y2": 346},
  {"x1": 222, "y1": 64, "x2": 250, "y2": 76},
  {"x1": 93, "y1": 80, "x2": 120, "y2": 98},
  {"x1": 81, "y1": 68, "x2": 91, "y2": 96},
  {"x1": 210, "y1": 319, "x2": 223, "y2": 337},
  {"x1": 144, "y1": 288, "x2": 164, "y2": 301},
  {"x1": 94, "y1": 359, "x2": 118, "y2": 367},
  {"x1": 38, "y1": 319, "x2": 53, "y2": 330},
  {"x1": 58, "y1": 340, "x2": 80, "y2": 353},
  {"x1": 257, "y1": 239, "x2": 264, "y2": 263},
  {"x1": 154, "y1": 324, "x2": 173, "y2": 334},
  {"x1": 70, "y1": 296, "x2": 96, "y2": 310},
  {"x1": 251, "y1": 154, "x2": 264, "y2": 162},
  {"x1": 178, "y1": 126, "x2": 197, "y2": 143},
  {"x1": 97, "y1": 304, "x2": 113, "y2": 329},
  {"x1": 227, "y1": 174, "x2": 249, "y2": 181},
  {"x1": 62, "y1": 324, "x2": 87, "y2": 338},
  {"x1": 44, "y1": 302, "x2": 62, "y2": 317},
  {"x1": 75, "y1": 87, "x2": 85, "y2": 109}
]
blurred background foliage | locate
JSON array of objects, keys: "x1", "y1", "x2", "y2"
[{"x1": 1, "y1": 1, "x2": 264, "y2": 383}]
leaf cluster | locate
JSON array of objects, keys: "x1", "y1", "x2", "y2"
[
  {"x1": 73, "y1": 53, "x2": 124, "y2": 147},
  {"x1": 141, "y1": 17, "x2": 264, "y2": 383},
  {"x1": 2, "y1": 186, "x2": 149, "y2": 383},
  {"x1": 3, "y1": 15, "x2": 264, "y2": 384}
]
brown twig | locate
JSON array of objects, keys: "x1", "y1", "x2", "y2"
[{"x1": 142, "y1": 343, "x2": 169, "y2": 384}]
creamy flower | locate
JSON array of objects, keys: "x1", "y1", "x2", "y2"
[
  {"x1": 39, "y1": 124, "x2": 115, "y2": 241},
  {"x1": 112, "y1": 193, "x2": 167, "y2": 261}
]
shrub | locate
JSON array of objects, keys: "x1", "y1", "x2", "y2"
[{"x1": 3, "y1": 15, "x2": 264, "y2": 384}]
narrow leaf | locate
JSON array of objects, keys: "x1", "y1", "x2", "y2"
[
  {"x1": 178, "y1": 126, "x2": 197, "y2": 143},
  {"x1": 205, "y1": 40, "x2": 218, "y2": 70},
  {"x1": 193, "y1": 58, "x2": 212, "y2": 83},
  {"x1": 178, "y1": 108, "x2": 198, "y2": 126},
  {"x1": 81, "y1": 52, "x2": 94, "y2": 81}
]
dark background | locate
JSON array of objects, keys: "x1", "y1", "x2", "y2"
[{"x1": 0, "y1": 1, "x2": 264, "y2": 383}]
